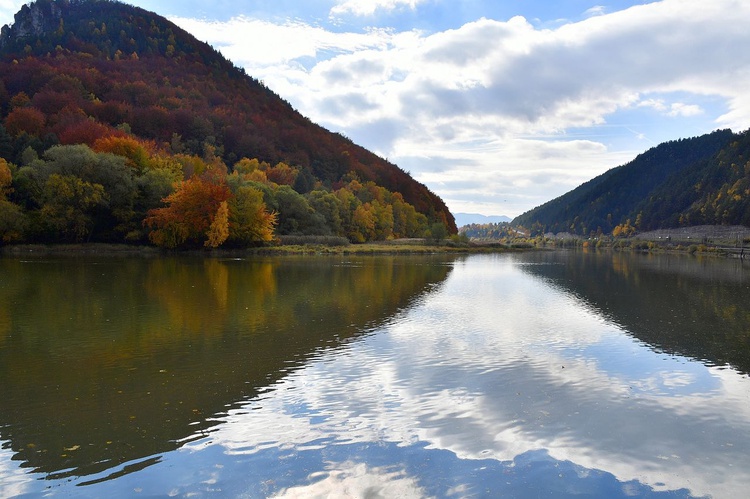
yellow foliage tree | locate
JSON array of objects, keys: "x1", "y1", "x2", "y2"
[
  {"x1": 227, "y1": 186, "x2": 276, "y2": 244},
  {"x1": 0, "y1": 159, "x2": 12, "y2": 197},
  {"x1": 205, "y1": 200, "x2": 229, "y2": 248}
]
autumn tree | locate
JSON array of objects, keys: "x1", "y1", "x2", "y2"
[
  {"x1": 612, "y1": 219, "x2": 636, "y2": 237},
  {"x1": 56, "y1": 118, "x2": 117, "y2": 146},
  {"x1": 143, "y1": 174, "x2": 231, "y2": 248},
  {"x1": 92, "y1": 135, "x2": 151, "y2": 171},
  {"x1": 265, "y1": 161, "x2": 297, "y2": 186},
  {"x1": 205, "y1": 200, "x2": 229, "y2": 248},
  {"x1": 233, "y1": 157, "x2": 262, "y2": 175},
  {"x1": 391, "y1": 192, "x2": 427, "y2": 238},
  {"x1": 4, "y1": 107, "x2": 46, "y2": 137},
  {"x1": 0, "y1": 158, "x2": 12, "y2": 197},
  {"x1": 351, "y1": 203, "x2": 376, "y2": 242},
  {"x1": 0, "y1": 158, "x2": 26, "y2": 242},
  {"x1": 226, "y1": 185, "x2": 276, "y2": 245}
]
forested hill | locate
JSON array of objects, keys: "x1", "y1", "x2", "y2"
[
  {"x1": 512, "y1": 128, "x2": 750, "y2": 236},
  {"x1": 0, "y1": 0, "x2": 455, "y2": 247}
]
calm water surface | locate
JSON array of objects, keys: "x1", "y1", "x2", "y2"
[{"x1": 1, "y1": 251, "x2": 749, "y2": 498}]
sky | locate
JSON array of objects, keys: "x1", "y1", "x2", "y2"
[{"x1": 2, "y1": 0, "x2": 750, "y2": 218}]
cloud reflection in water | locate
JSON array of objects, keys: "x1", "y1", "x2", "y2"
[{"x1": 108, "y1": 254, "x2": 748, "y2": 498}]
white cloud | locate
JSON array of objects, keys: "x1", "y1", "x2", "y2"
[
  {"x1": 667, "y1": 102, "x2": 703, "y2": 117},
  {"x1": 272, "y1": 462, "x2": 427, "y2": 498},
  {"x1": 330, "y1": 0, "x2": 426, "y2": 17},
  {"x1": 584, "y1": 5, "x2": 607, "y2": 17},
  {"x1": 170, "y1": 16, "x2": 395, "y2": 66},
  {"x1": 638, "y1": 98, "x2": 704, "y2": 117},
  {"x1": 172, "y1": 0, "x2": 750, "y2": 217},
  {"x1": 0, "y1": 443, "x2": 32, "y2": 498},
  {"x1": 0, "y1": 0, "x2": 26, "y2": 26}
]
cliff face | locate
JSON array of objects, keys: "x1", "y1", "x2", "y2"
[{"x1": 0, "y1": 0, "x2": 64, "y2": 50}]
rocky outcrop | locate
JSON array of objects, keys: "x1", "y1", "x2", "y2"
[{"x1": 0, "y1": 0, "x2": 64, "y2": 51}]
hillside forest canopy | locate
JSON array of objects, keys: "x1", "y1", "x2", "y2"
[
  {"x1": 0, "y1": 0, "x2": 454, "y2": 248},
  {"x1": 512, "y1": 128, "x2": 750, "y2": 238}
]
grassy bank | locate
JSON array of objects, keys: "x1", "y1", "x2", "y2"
[{"x1": 0, "y1": 239, "x2": 527, "y2": 257}]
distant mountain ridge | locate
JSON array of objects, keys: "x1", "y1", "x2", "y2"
[
  {"x1": 513, "y1": 128, "x2": 750, "y2": 235},
  {"x1": 454, "y1": 213, "x2": 511, "y2": 227},
  {"x1": 0, "y1": 0, "x2": 455, "y2": 246}
]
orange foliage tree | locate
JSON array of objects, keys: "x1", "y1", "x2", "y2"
[
  {"x1": 265, "y1": 162, "x2": 298, "y2": 186},
  {"x1": 92, "y1": 135, "x2": 152, "y2": 171},
  {"x1": 143, "y1": 175, "x2": 231, "y2": 248}
]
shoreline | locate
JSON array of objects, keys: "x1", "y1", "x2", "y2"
[
  {"x1": 2, "y1": 238, "x2": 746, "y2": 259},
  {"x1": 0, "y1": 241, "x2": 511, "y2": 257}
]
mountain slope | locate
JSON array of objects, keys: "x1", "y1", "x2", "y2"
[
  {"x1": 0, "y1": 0, "x2": 455, "y2": 244},
  {"x1": 512, "y1": 129, "x2": 739, "y2": 235},
  {"x1": 634, "y1": 129, "x2": 750, "y2": 228}
]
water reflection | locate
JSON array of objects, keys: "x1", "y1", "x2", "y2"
[
  {"x1": 518, "y1": 250, "x2": 750, "y2": 373},
  {"x1": 3, "y1": 252, "x2": 749, "y2": 498},
  {"x1": 0, "y1": 254, "x2": 454, "y2": 491},
  {"x1": 206, "y1": 253, "x2": 748, "y2": 498}
]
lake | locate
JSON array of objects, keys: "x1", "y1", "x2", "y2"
[{"x1": 1, "y1": 250, "x2": 749, "y2": 498}]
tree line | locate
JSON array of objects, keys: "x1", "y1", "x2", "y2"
[{"x1": 0, "y1": 133, "x2": 434, "y2": 247}]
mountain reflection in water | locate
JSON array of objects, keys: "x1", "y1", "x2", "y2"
[
  {"x1": 2, "y1": 252, "x2": 749, "y2": 498},
  {"x1": 0, "y1": 255, "x2": 454, "y2": 491},
  {"x1": 519, "y1": 250, "x2": 750, "y2": 374}
]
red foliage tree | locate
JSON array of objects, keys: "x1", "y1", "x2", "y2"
[
  {"x1": 4, "y1": 107, "x2": 46, "y2": 137},
  {"x1": 57, "y1": 119, "x2": 122, "y2": 146}
]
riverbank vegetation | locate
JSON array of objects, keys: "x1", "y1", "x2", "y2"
[
  {"x1": 461, "y1": 222, "x2": 750, "y2": 258},
  {"x1": 0, "y1": 144, "x2": 441, "y2": 249}
]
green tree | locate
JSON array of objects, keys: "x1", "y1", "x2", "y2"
[
  {"x1": 19, "y1": 145, "x2": 137, "y2": 240},
  {"x1": 427, "y1": 222, "x2": 448, "y2": 244},
  {"x1": 274, "y1": 185, "x2": 328, "y2": 235},
  {"x1": 307, "y1": 189, "x2": 343, "y2": 236},
  {"x1": 0, "y1": 198, "x2": 26, "y2": 243},
  {"x1": 0, "y1": 125, "x2": 13, "y2": 161},
  {"x1": 39, "y1": 174, "x2": 106, "y2": 242}
]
